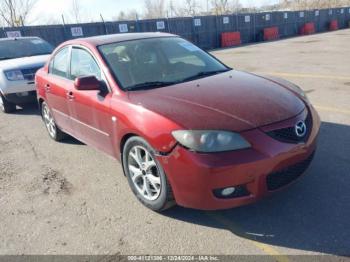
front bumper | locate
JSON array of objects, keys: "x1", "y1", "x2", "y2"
[
  {"x1": 157, "y1": 106, "x2": 321, "y2": 210},
  {"x1": 4, "y1": 91, "x2": 37, "y2": 104},
  {"x1": 1, "y1": 79, "x2": 37, "y2": 104}
]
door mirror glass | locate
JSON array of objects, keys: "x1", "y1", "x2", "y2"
[{"x1": 74, "y1": 75, "x2": 100, "y2": 91}]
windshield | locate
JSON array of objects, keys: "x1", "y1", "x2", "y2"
[
  {"x1": 0, "y1": 38, "x2": 53, "y2": 61},
  {"x1": 98, "y1": 37, "x2": 230, "y2": 90}
]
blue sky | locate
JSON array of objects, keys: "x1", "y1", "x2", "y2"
[{"x1": 31, "y1": 0, "x2": 278, "y2": 24}]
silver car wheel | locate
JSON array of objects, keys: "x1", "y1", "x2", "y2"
[
  {"x1": 42, "y1": 103, "x2": 57, "y2": 138},
  {"x1": 128, "y1": 146, "x2": 161, "y2": 201},
  {"x1": 0, "y1": 95, "x2": 4, "y2": 111}
]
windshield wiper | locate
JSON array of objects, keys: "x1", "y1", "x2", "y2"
[
  {"x1": 180, "y1": 69, "x2": 231, "y2": 82},
  {"x1": 31, "y1": 52, "x2": 51, "y2": 56},
  {"x1": 0, "y1": 57, "x2": 12, "y2": 61},
  {"x1": 126, "y1": 81, "x2": 177, "y2": 91},
  {"x1": 125, "y1": 69, "x2": 231, "y2": 90},
  {"x1": 25, "y1": 52, "x2": 51, "y2": 57}
]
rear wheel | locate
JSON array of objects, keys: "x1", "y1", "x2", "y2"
[
  {"x1": 0, "y1": 94, "x2": 16, "y2": 113},
  {"x1": 41, "y1": 101, "x2": 66, "y2": 141},
  {"x1": 122, "y1": 136, "x2": 175, "y2": 211}
]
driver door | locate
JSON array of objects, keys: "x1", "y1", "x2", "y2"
[{"x1": 67, "y1": 47, "x2": 114, "y2": 156}]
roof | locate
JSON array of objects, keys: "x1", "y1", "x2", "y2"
[
  {"x1": 0, "y1": 36, "x2": 41, "y2": 42},
  {"x1": 73, "y1": 32, "x2": 177, "y2": 46}
]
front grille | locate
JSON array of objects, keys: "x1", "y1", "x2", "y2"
[
  {"x1": 21, "y1": 67, "x2": 41, "y2": 81},
  {"x1": 266, "y1": 111, "x2": 312, "y2": 144},
  {"x1": 266, "y1": 152, "x2": 315, "y2": 191}
]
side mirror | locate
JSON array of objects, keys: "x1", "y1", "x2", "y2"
[{"x1": 74, "y1": 75, "x2": 100, "y2": 91}]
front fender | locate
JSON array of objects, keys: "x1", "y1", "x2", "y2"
[{"x1": 110, "y1": 96, "x2": 181, "y2": 161}]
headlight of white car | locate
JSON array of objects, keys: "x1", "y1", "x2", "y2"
[
  {"x1": 5, "y1": 70, "x2": 25, "y2": 81},
  {"x1": 172, "y1": 130, "x2": 251, "y2": 153}
]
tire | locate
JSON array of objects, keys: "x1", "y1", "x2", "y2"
[
  {"x1": 122, "y1": 136, "x2": 175, "y2": 211},
  {"x1": 41, "y1": 101, "x2": 66, "y2": 141},
  {"x1": 0, "y1": 93, "x2": 16, "y2": 113}
]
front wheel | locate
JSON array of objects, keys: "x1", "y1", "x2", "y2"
[
  {"x1": 0, "y1": 93, "x2": 16, "y2": 113},
  {"x1": 41, "y1": 101, "x2": 66, "y2": 141},
  {"x1": 122, "y1": 136, "x2": 175, "y2": 211}
]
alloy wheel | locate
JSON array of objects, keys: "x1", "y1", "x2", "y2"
[
  {"x1": 42, "y1": 103, "x2": 57, "y2": 138},
  {"x1": 0, "y1": 95, "x2": 4, "y2": 111},
  {"x1": 128, "y1": 146, "x2": 162, "y2": 201}
]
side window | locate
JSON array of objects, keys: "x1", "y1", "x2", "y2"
[
  {"x1": 50, "y1": 47, "x2": 69, "y2": 78},
  {"x1": 70, "y1": 48, "x2": 101, "y2": 80}
]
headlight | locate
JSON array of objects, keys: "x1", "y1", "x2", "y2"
[
  {"x1": 296, "y1": 87, "x2": 309, "y2": 101},
  {"x1": 172, "y1": 130, "x2": 251, "y2": 153},
  {"x1": 5, "y1": 70, "x2": 24, "y2": 81},
  {"x1": 288, "y1": 83, "x2": 309, "y2": 102}
]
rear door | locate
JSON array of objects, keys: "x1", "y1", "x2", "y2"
[
  {"x1": 67, "y1": 46, "x2": 114, "y2": 156},
  {"x1": 45, "y1": 46, "x2": 74, "y2": 134}
]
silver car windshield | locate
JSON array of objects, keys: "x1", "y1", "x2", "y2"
[
  {"x1": 0, "y1": 38, "x2": 53, "y2": 61},
  {"x1": 98, "y1": 37, "x2": 230, "y2": 91}
]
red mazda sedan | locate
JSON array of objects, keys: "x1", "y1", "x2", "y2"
[{"x1": 36, "y1": 33, "x2": 320, "y2": 211}]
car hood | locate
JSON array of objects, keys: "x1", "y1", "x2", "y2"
[
  {"x1": 0, "y1": 55, "x2": 50, "y2": 71},
  {"x1": 128, "y1": 70, "x2": 306, "y2": 131}
]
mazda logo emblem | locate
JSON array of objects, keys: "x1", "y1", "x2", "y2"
[{"x1": 295, "y1": 121, "x2": 307, "y2": 137}]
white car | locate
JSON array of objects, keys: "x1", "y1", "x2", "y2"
[{"x1": 0, "y1": 37, "x2": 53, "y2": 113}]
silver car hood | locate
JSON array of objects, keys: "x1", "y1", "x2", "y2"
[{"x1": 0, "y1": 55, "x2": 50, "y2": 71}]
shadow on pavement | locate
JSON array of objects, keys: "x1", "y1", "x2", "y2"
[
  {"x1": 12, "y1": 103, "x2": 41, "y2": 116},
  {"x1": 61, "y1": 135, "x2": 85, "y2": 145},
  {"x1": 10, "y1": 104, "x2": 84, "y2": 145},
  {"x1": 163, "y1": 121, "x2": 350, "y2": 256}
]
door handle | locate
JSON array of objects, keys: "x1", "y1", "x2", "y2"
[
  {"x1": 66, "y1": 91, "x2": 75, "y2": 100},
  {"x1": 44, "y1": 84, "x2": 51, "y2": 92}
]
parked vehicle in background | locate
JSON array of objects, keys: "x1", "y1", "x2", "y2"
[
  {"x1": 0, "y1": 37, "x2": 53, "y2": 113},
  {"x1": 36, "y1": 33, "x2": 320, "y2": 211}
]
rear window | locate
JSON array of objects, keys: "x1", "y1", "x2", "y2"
[{"x1": 0, "y1": 38, "x2": 53, "y2": 61}]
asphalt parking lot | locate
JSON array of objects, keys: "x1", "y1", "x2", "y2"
[{"x1": 0, "y1": 29, "x2": 349, "y2": 260}]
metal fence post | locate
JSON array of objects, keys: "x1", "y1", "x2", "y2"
[
  {"x1": 215, "y1": 15, "x2": 218, "y2": 49},
  {"x1": 100, "y1": 14, "x2": 108, "y2": 35},
  {"x1": 253, "y1": 12, "x2": 256, "y2": 42}
]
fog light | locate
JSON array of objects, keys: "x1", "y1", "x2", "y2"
[
  {"x1": 221, "y1": 187, "x2": 236, "y2": 196},
  {"x1": 213, "y1": 185, "x2": 250, "y2": 199}
]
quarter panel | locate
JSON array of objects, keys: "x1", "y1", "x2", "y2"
[{"x1": 44, "y1": 75, "x2": 73, "y2": 134}]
